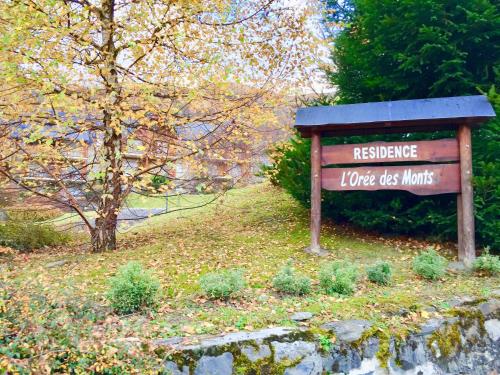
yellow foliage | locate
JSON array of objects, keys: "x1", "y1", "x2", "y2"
[{"x1": 0, "y1": 0, "x2": 323, "y2": 251}]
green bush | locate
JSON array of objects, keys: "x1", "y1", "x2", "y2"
[
  {"x1": 199, "y1": 268, "x2": 246, "y2": 299},
  {"x1": 367, "y1": 261, "x2": 392, "y2": 285},
  {"x1": 272, "y1": 262, "x2": 312, "y2": 295},
  {"x1": 412, "y1": 249, "x2": 448, "y2": 280},
  {"x1": 0, "y1": 220, "x2": 70, "y2": 251},
  {"x1": 319, "y1": 261, "x2": 358, "y2": 296},
  {"x1": 151, "y1": 175, "x2": 168, "y2": 190},
  {"x1": 107, "y1": 262, "x2": 161, "y2": 314},
  {"x1": 473, "y1": 248, "x2": 500, "y2": 276}
]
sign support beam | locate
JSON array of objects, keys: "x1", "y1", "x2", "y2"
[
  {"x1": 308, "y1": 130, "x2": 325, "y2": 255},
  {"x1": 457, "y1": 124, "x2": 475, "y2": 266},
  {"x1": 457, "y1": 195, "x2": 463, "y2": 260}
]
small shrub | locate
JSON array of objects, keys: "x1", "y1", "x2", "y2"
[
  {"x1": 235, "y1": 316, "x2": 247, "y2": 330},
  {"x1": 272, "y1": 262, "x2": 312, "y2": 295},
  {"x1": 367, "y1": 261, "x2": 392, "y2": 285},
  {"x1": 412, "y1": 249, "x2": 448, "y2": 280},
  {"x1": 319, "y1": 261, "x2": 358, "y2": 296},
  {"x1": 151, "y1": 175, "x2": 168, "y2": 190},
  {"x1": 0, "y1": 220, "x2": 70, "y2": 251},
  {"x1": 7, "y1": 209, "x2": 63, "y2": 222},
  {"x1": 473, "y1": 248, "x2": 500, "y2": 276},
  {"x1": 199, "y1": 268, "x2": 246, "y2": 299},
  {"x1": 318, "y1": 334, "x2": 333, "y2": 352},
  {"x1": 107, "y1": 262, "x2": 161, "y2": 314}
]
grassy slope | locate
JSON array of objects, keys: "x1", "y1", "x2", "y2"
[
  {"x1": 3, "y1": 183, "x2": 498, "y2": 339},
  {"x1": 47, "y1": 191, "x2": 217, "y2": 229},
  {"x1": 125, "y1": 191, "x2": 218, "y2": 209}
]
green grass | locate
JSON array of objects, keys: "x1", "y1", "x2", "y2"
[
  {"x1": 3, "y1": 183, "x2": 498, "y2": 340},
  {"x1": 46, "y1": 191, "x2": 219, "y2": 229},
  {"x1": 125, "y1": 191, "x2": 218, "y2": 210}
]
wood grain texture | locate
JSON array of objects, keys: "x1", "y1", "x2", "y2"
[
  {"x1": 322, "y1": 164, "x2": 460, "y2": 196},
  {"x1": 457, "y1": 194, "x2": 464, "y2": 261},
  {"x1": 322, "y1": 139, "x2": 459, "y2": 165},
  {"x1": 310, "y1": 131, "x2": 322, "y2": 250},
  {"x1": 457, "y1": 124, "x2": 475, "y2": 265}
]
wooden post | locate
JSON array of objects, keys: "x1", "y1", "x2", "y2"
[
  {"x1": 457, "y1": 196, "x2": 464, "y2": 260},
  {"x1": 308, "y1": 129, "x2": 325, "y2": 255},
  {"x1": 457, "y1": 124, "x2": 475, "y2": 266}
]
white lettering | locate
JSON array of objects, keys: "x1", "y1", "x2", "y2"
[
  {"x1": 349, "y1": 171, "x2": 359, "y2": 186},
  {"x1": 402, "y1": 169, "x2": 434, "y2": 185},
  {"x1": 392, "y1": 173, "x2": 399, "y2": 185},
  {"x1": 341, "y1": 171, "x2": 348, "y2": 186},
  {"x1": 402, "y1": 169, "x2": 412, "y2": 185},
  {"x1": 379, "y1": 170, "x2": 399, "y2": 186},
  {"x1": 427, "y1": 171, "x2": 434, "y2": 184},
  {"x1": 369, "y1": 146, "x2": 375, "y2": 159},
  {"x1": 353, "y1": 148, "x2": 361, "y2": 160},
  {"x1": 388, "y1": 147, "x2": 394, "y2": 158},
  {"x1": 402, "y1": 145, "x2": 410, "y2": 158},
  {"x1": 343, "y1": 170, "x2": 377, "y2": 187},
  {"x1": 350, "y1": 143, "x2": 419, "y2": 161},
  {"x1": 380, "y1": 147, "x2": 387, "y2": 159},
  {"x1": 380, "y1": 170, "x2": 388, "y2": 185},
  {"x1": 362, "y1": 147, "x2": 368, "y2": 160},
  {"x1": 411, "y1": 145, "x2": 417, "y2": 158},
  {"x1": 394, "y1": 146, "x2": 402, "y2": 158},
  {"x1": 386, "y1": 173, "x2": 395, "y2": 186}
]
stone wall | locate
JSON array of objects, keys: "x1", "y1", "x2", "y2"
[{"x1": 157, "y1": 295, "x2": 500, "y2": 374}]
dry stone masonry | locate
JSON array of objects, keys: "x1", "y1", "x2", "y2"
[{"x1": 158, "y1": 294, "x2": 500, "y2": 374}]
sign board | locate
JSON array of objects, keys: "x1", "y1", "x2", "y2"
[
  {"x1": 322, "y1": 164, "x2": 460, "y2": 195},
  {"x1": 294, "y1": 95, "x2": 496, "y2": 265},
  {"x1": 322, "y1": 139, "x2": 459, "y2": 165},
  {"x1": 321, "y1": 139, "x2": 461, "y2": 195}
]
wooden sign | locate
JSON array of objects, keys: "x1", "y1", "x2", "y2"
[
  {"x1": 322, "y1": 164, "x2": 460, "y2": 195},
  {"x1": 296, "y1": 96, "x2": 496, "y2": 264},
  {"x1": 322, "y1": 139, "x2": 459, "y2": 165}
]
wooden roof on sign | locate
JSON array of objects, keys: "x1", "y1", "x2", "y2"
[{"x1": 294, "y1": 95, "x2": 496, "y2": 137}]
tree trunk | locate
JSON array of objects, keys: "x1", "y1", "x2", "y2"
[
  {"x1": 91, "y1": 0, "x2": 122, "y2": 253},
  {"x1": 91, "y1": 215, "x2": 117, "y2": 252}
]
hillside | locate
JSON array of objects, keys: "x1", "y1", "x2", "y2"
[{"x1": 1, "y1": 184, "x2": 498, "y2": 372}]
